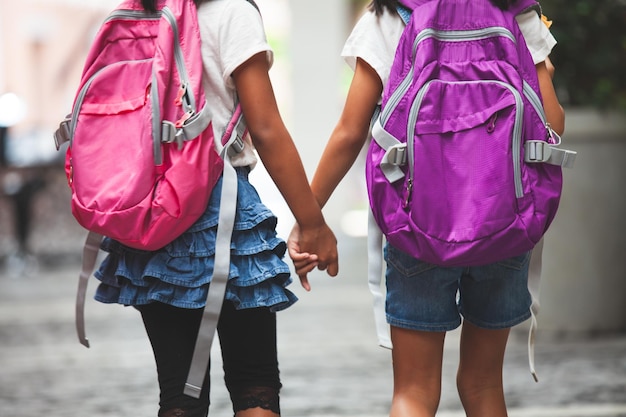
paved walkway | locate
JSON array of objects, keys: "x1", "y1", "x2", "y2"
[{"x1": 1, "y1": 236, "x2": 625, "y2": 416}]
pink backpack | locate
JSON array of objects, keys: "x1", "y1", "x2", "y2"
[
  {"x1": 54, "y1": 0, "x2": 247, "y2": 398},
  {"x1": 367, "y1": 0, "x2": 576, "y2": 267},
  {"x1": 54, "y1": 0, "x2": 222, "y2": 251}
]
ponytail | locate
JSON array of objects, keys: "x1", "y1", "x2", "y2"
[
  {"x1": 368, "y1": 0, "x2": 400, "y2": 16},
  {"x1": 141, "y1": 0, "x2": 156, "y2": 12},
  {"x1": 490, "y1": 0, "x2": 517, "y2": 10}
]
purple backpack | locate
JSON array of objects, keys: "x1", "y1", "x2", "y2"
[{"x1": 366, "y1": 0, "x2": 576, "y2": 266}]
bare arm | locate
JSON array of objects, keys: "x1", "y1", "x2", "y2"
[
  {"x1": 232, "y1": 52, "x2": 338, "y2": 284},
  {"x1": 536, "y1": 56, "x2": 565, "y2": 136},
  {"x1": 289, "y1": 58, "x2": 383, "y2": 276},
  {"x1": 310, "y1": 58, "x2": 383, "y2": 207}
]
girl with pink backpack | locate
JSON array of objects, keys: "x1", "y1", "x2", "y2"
[
  {"x1": 289, "y1": 0, "x2": 566, "y2": 416},
  {"x1": 90, "y1": 0, "x2": 338, "y2": 416}
]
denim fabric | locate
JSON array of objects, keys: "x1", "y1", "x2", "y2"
[
  {"x1": 384, "y1": 243, "x2": 531, "y2": 331},
  {"x1": 94, "y1": 168, "x2": 297, "y2": 312}
]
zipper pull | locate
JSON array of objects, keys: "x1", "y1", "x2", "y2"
[
  {"x1": 174, "y1": 83, "x2": 187, "y2": 107},
  {"x1": 546, "y1": 123, "x2": 562, "y2": 145},
  {"x1": 402, "y1": 178, "x2": 413, "y2": 209},
  {"x1": 487, "y1": 112, "x2": 498, "y2": 133}
]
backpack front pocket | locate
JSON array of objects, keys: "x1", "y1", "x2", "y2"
[
  {"x1": 406, "y1": 80, "x2": 523, "y2": 243},
  {"x1": 71, "y1": 59, "x2": 156, "y2": 211}
]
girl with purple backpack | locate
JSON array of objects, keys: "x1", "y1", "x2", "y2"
[
  {"x1": 94, "y1": 1, "x2": 338, "y2": 416},
  {"x1": 289, "y1": 0, "x2": 565, "y2": 416}
]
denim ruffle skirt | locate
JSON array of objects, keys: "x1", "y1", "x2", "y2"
[{"x1": 94, "y1": 168, "x2": 297, "y2": 312}]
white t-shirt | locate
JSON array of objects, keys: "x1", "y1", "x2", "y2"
[
  {"x1": 197, "y1": 0, "x2": 274, "y2": 167},
  {"x1": 342, "y1": 7, "x2": 557, "y2": 93}
]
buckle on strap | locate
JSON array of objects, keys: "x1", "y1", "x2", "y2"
[
  {"x1": 525, "y1": 140, "x2": 577, "y2": 169},
  {"x1": 53, "y1": 118, "x2": 71, "y2": 150},
  {"x1": 525, "y1": 140, "x2": 552, "y2": 163},
  {"x1": 229, "y1": 114, "x2": 247, "y2": 154},
  {"x1": 380, "y1": 143, "x2": 407, "y2": 184},
  {"x1": 386, "y1": 144, "x2": 407, "y2": 166},
  {"x1": 161, "y1": 120, "x2": 184, "y2": 149},
  {"x1": 222, "y1": 104, "x2": 246, "y2": 156},
  {"x1": 372, "y1": 120, "x2": 407, "y2": 183}
]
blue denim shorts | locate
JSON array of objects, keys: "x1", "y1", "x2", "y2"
[{"x1": 384, "y1": 243, "x2": 532, "y2": 331}]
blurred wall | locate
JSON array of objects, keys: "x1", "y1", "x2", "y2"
[
  {"x1": 0, "y1": 0, "x2": 116, "y2": 256},
  {"x1": 0, "y1": 0, "x2": 115, "y2": 135}
]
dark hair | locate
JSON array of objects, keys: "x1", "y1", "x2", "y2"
[
  {"x1": 368, "y1": 0, "x2": 399, "y2": 15},
  {"x1": 368, "y1": 0, "x2": 515, "y2": 15},
  {"x1": 489, "y1": 0, "x2": 516, "y2": 10},
  {"x1": 141, "y1": 0, "x2": 208, "y2": 12}
]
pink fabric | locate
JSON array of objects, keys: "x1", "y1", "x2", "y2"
[{"x1": 66, "y1": 0, "x2": 222, "y2": 250}]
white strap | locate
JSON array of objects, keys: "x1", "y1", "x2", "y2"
[
  {"x1": 527, "y1": 238, "x2": 544, "y2": 382},
  {"x1": 372, "y1": 119, "x2": 407, "y2": 184},
  {"x1": 75, "y1": 231, "x2": 104, "y2": 348},
  {"x1": 367, "y1": 209, "x2": 392, "y2": 349},
  {"x1": 183, "y1": 115, "x2": 242, "y2": 399}
]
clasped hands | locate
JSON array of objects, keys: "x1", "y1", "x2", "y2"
[{"x1": 287, "y1": 223, "x2": 339, "y2": 291}]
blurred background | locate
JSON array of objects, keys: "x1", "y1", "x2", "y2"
[
  {"x1": 0, "y1": 0, "x2": 624, "y2": 416},
  {"x1": 1, "y1": 0, "x2": 625, "y2": 332}
]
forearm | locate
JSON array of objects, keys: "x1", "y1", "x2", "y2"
[
  {"x1": 536, "y1": 60, "x2": 565, "y2": 135},
  {"x1": 254, "y1": 133, "x2": 326, "y2": 229},
  {"x1": 311, "y1": 123, "x2": 369, "y2": 208},
  {"x1": 311, "y1": 58, "x2": 382, "y2": 208},
  {"x1": 233, "y1": 52, "x2": 326, "y2": 228}
]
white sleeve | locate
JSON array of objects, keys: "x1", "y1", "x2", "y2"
[
  {"x1": 219, "y1": 1, "x2": 274, "y2": 85},
  {"x1": 341, "y1": 9, "x2": 405, "y2": 88},
  {"x1": 516, "y1": 11, "x2": 557, "y2": 64}
]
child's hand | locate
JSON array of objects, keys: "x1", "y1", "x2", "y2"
[
  {"x1": 287, "y1": 222, "x2": 339, "y2": 290},
  {"x1": 287, "y1": 224, "x2": 318, "y2": 291}
]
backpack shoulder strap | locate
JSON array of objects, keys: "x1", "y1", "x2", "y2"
[{"x1": 396, "y1": 5, "x2": 412, "y2": 24}]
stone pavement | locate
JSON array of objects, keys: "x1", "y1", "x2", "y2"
[{"x1": 1, "y1": 235, "x2": 625, "y2": 417}]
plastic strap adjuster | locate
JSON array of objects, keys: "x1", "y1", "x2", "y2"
[
  {"x1": 161, "y1": 121, "x2": 177, "y2": 144},
  {"x1": 386, "y1": 144, "x2": 407, "y2": 166},
  {"x1": 525, "y1": 140, "x2": 552, "y2": 163},
  {"x1": 525, "y1": 141, "x2": 577, "y2": 168},
  {"x1": 54, "y1": 118, "x2": 71, "y2": 150}
]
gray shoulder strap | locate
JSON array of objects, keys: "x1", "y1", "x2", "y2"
[
  {"x1": 183, "y1": 108, "x2": 246, "y2": 399},
  {"x1": 75, "y1": 231, "x2": 104, "y2": 348}
]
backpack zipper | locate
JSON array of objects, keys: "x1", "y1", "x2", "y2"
[
  {"x1": 523, "y1": 81, "x2": 556, "y2": 142},
  {"x1": 104, "y1": 9, "x2": 162, "y2": 23},
  {"x1": 69, "y1": 9, "x2": 161, "y2": 141},
  {"x1": 106, "y1": 8, "x2": 193, "y2": 111},
  {"x1": 406, "y1": 79, "x2": 525, "y2": 202},
  {"x1": 69, "y1": 7, "x2": 192, "y2": 167},
  {"x1": 381, "y1": 27, "x2": 527, "y2": 205},
  {"x1": 382, "y1": 26, "x2": 517, "y2": 126}
]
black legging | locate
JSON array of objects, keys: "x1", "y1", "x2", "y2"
[{"x1": 138, "y1": 301, "x2": 282, "y2": 417}]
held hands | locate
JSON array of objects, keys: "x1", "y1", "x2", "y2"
[{"x1": 287, "y1": 222, "x2": 338, "y2": 291}]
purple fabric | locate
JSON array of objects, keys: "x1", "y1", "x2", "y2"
[{"x1": 367, "y1": 0, "x2": 562, "y2": 266}]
